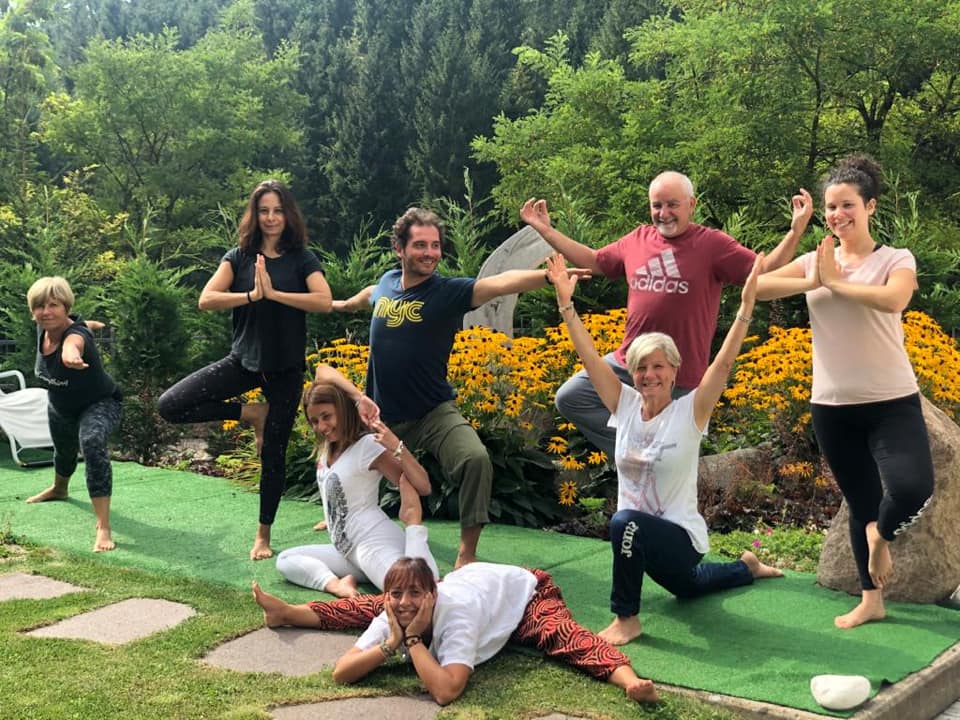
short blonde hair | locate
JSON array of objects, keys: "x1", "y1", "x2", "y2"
[
  {"x1": 625, "y1": 332, "x2": 681, "y2": 373},
  {"x1": 27, "y1": 276, "x2": 75, "y2": 312}
]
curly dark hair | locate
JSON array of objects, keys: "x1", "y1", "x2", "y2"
[
  {"x1": 391, "y1": 207, "x2": 445, "y2": 250},
  {"x1": 820, "y1": 154, "x2": 883, "y2": 204}
]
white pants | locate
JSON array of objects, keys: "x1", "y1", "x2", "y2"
[{"x1": 275, "y1": 519, "x2": 439, "y2": 592}]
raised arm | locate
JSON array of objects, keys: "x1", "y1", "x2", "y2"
[
  {"x1": 314, "y1": 363, "x2": 381, "y2": 426},
  {"x1": 694, "y1": 255, "x2": 763, "y2": 430},
  {"x1": 332, "y1": 285, "x2": 375, "y2": 313},
  {"x1": 756, "y1": 255, "x2": 818, "y2": 301},
  {"x1": 760, "y1": 188, "x2": 813, "y2": 271},
  {"x1": 520, "y1": 199, "x2": 601, "y2": 273},
  {"x1": 818, "y1": 237, "x2": 916, "y2": 312},
  {"x1": 60, "y1": 332, "x2": 88, "y2": 370},
  {"x1": 547, "y1": 254, "x2": 623, "y2": 414},
  {"x1": 471, "y1": 266, "x2": 591, "y2": 307}
]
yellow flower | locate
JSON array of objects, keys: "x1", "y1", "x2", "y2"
[
  {"x1": 222, "y1": 420, "x2": 239, "y2": 431},
  {"x1": 545, "y1": 436, "x2": 568, "y2": 455},
  {"x1": 558, "y1": 479, "x2": 578, "y2": 506},
  {"x1": 560, "y1": 455, "x2": 586, "y2": 471},
  {"x1": 587, "y1": 450, "x2": 607, "y2": 466}
]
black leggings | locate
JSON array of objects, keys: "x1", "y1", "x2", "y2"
[
  {"x1": 157, "y1": 355, "x2": 302, "y2": 525},
  {"x1": 812, "y1": 394, "x2": 934, "y2": 590}
]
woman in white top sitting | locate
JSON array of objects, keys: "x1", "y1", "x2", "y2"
[
  {"x1": 757, "y1": 154, "x2": 934, "y2": 629},
  {"x1": 547, "y1": 253, "x2": 782, "y2": 646},
  {"x1": 274, "y1": 369, "x2": 439, "y2": 596}
]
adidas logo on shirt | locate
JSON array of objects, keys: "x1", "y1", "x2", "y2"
[{"x1": 629, "y1": 248, "x2": 689, "y2": 294}]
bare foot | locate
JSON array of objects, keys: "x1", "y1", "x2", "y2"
[
  {"x1": 625, "y1": 678, "x2": 659, "y2": 704},
  {"x1": 835, "y1": 589, "x2": 886, "y2": 629},
  {"x1": 598, "y1": 615, "x2": 643, "y2": 645},
  {"x1": 26, "y1": 485, "x2": 68, "y2": 503},
  {"x1": 250, "y1": 524, "x2": 273, "y2": 561},
  {"x1": 94, "y1": 525, "x2": 116, "y2": 552},
  {"x1": 741, "y1": 550, "x2": 784, "y2": 578},
  {"x1": 252, "y1": 580, "x2": 290, "y2": 627},
  {"x1": 313, "y1": 520, "x2": 327, "y2": 531},
  {"x1": 866, "y1": 522, "x2": 892, "y2": 589},
  {"x1": 397, "y1": 474, "x2": 422, "y2": 526},
  {"x1": 242, "y1": 403, "x2": 269, "y2": 457},
  {"x1": 325, "y1": 575, "x2": 359, "y2": 598}
]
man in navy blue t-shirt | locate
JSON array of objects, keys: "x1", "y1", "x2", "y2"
[{"x1": 322, "y1": 207, "x2": 581, "y2": 567}]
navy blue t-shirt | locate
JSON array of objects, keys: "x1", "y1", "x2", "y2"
[
  {"x1": 365, "y1": 270, "x2": 476, "y2": 423},
  {"x1": 224, "y1": 246, "x2": 324, "y2": 373}
]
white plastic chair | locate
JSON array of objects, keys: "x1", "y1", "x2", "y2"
[{"x1": 0, "y1": 369, "x2": 55, "y2": 467}]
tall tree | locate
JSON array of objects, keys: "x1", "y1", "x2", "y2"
[{"x1": 40, "y1": 13, "x2": 305, "y2": 229}]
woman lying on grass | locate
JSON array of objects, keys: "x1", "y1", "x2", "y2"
[{"x1": 253, "y1": 477, "x2": 658, "y2": 707}]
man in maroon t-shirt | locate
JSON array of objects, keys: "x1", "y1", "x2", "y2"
[{"x1": 521, "y1": 171, "x2": 812, "y2": 457}]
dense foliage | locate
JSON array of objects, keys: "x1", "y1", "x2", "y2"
[{"x1": 2, "y1": 0, "x2": 960, "y2": 529}]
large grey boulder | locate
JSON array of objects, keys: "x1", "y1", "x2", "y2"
[
  {"x1": 463, "y1": 226, "x2": 552, "y2": 337},
  {"x1": 817, "y1": 395, "x2": 960, "y2": 602}
]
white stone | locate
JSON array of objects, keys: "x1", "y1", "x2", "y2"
[{"x1": 810, "y1": 674, "x2": 871, "y2": 710}]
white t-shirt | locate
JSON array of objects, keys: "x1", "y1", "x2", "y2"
[
  {"x1": 318, "y1": 433, "x2": 389, "y2": 556},
  {"x1": 607, "y1": 386, "x2": 709, "y2": 553},
  {"x1": 800, "y1": 245, "x2": 919, "y2": 404},
  {"x1": 355, "y1": 563, "x2": 538, "y2": 669}
]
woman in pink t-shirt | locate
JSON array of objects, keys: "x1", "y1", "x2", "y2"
[{"x1": 758, "y1": 154, "x2": 934, "y2": 630}]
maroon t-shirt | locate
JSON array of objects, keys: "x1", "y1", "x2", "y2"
[{"x1": 596, "y1": 223, "x2": 755, "y2": 388}]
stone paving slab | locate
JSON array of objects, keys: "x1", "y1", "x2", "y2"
[
  {"x1": 0, "y1": 572, "x2": 86, "y2": 600},
  {"x1": 24, "y1": 597, "x2": 196, "y2": 644},
  {"x1": 270, "y1": 695, "x2": 439, "y2": 720},
  {"x1": 202, "y1": 628, "x2": 358, "y2": 677}
]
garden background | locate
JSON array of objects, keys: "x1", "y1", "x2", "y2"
[{"x1": 2, "y1": 0, "x2": 960, "y2": 540}]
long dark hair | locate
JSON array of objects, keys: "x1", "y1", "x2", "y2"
[
  {"x1": 238, "y1": 179, "x2": 308, "y2": 254},
  {"x1": 301, "y1": 382, "x2": 366, "y2": 459}
]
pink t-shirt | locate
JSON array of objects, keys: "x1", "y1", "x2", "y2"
[
  {"x1": 800, "y1": 245, "x2": 919, "y2": 404},
  {"x1": 596, "y1": 223, "x2": 755, "y2": 388}
]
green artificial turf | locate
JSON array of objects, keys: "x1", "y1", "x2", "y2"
[{"x1": 1, "y1": 460, "x2": 957, "y2": 716}]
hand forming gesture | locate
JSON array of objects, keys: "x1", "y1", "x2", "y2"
[
  {"x1": 790, "y1": 188, "x2": 814, "y2": 232},
  {"x1": 251, "y1": 254, "x2": 271, "y2": 301},
  {"x1": 740, "y1": 253, "x2": 764, "y2": 313},
  {"x1": 355, "y1": 395, "x2": 381, "y2": 427},
  {"x1": 520, "y1": 198, "x2": 552, "y2": 230},
  {"x1": 372, "y1": 420, "x2": 399, "y2": 454},
  {"x1": 546, "y1": 253, "x2": 579, "y2": 306},
  {"x1": 404, "y1": 590, "x2": 436, "y2": 639},
  {"x1": 817, "y1": 236, "x2": 842, "y2": 289}
]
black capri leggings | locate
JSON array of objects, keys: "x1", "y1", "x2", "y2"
[
  {"x1": 158, "y1": 355, "x2": 302, "y2": 525},
  {"x1": 811, "y1": 393, "x2": 934, "y2": 590}
]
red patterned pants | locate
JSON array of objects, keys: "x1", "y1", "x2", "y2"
[{"x1": 308, "y1": 568, "x2": 630, "y2": 680}]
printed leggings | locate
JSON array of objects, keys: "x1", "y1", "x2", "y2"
[
  {"x1": 812, "y1": 394, "x2": 934, "y2": 591},
  {"x1": 48, "y1": 396, "x2": 122, "y2": 498},
  {"x1": 306, "y1": 568, "x2": 630, "y2": 680},
  {"x1": 157, "y1": 355, "x2": 302, "y2": 525}
]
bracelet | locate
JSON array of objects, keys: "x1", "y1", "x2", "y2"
[
  {"x1": 736, "y1": 313, "x2": 752, "y2": 325},
  {"x1": 403, "y1": 634, "x2": 422, "y2": 648},
  {"x1": 379, "y1": 639, "x2": 396, "y2": 658},
  {"x1": 544, "y1": 270, "x2": 553, "y2": 285},
  {"x1": 393, "y1": 440, "x2": 404, "y2": 459},
  {"x1": 246, "y1": 291, "x2": 252, "y2": 304},
  {"x1": 558, "y1": 302, "x2": 575, "y2": 314}
]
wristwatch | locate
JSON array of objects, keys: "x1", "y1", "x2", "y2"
[{"x1": 403, "y1": 634, "x2": 423, "y2": 648}]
